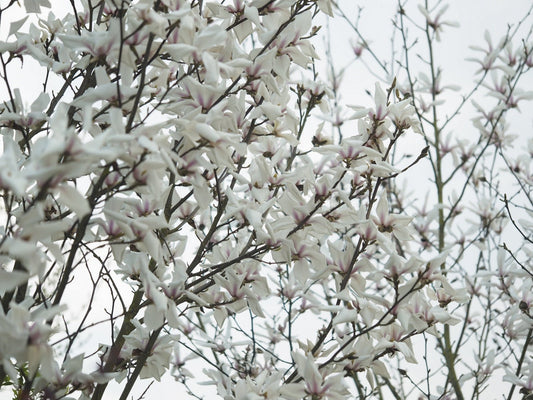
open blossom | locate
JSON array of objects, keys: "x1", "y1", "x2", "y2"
[
  {"x1": 388, "y1": 99, "x2": 421, "y2": 132},
  {"x1": 417, "y1": 4, "x2": 459, "y2": 41},
  {"x1": 368, "y1": 82, "x2": 389, "y2": 121},
  {"x1": 0, "y1": 304, "x2": 61, "y2": 380},
  {"x1": 121, "y1": 321, "x2": 177, "y2": 381},
  {"x1": 503, "y1": 361, "x2": 533, "y2": 393},
  {"x1": 372, "y1": 196, "x2": 413, "y2": 241},
  {"x1": 467, "y1": 30, "x2": 519, "y2": 75},
  {"x1": 290, "y1": 352, "x2": 349, "y2": 400}
]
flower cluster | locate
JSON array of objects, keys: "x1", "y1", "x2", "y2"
[{"x1": 0, "y1": 1, "x2": 530, "y2": 399}]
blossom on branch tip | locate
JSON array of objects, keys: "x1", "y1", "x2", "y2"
[
  {"x1": 417, "y1": 4, "x2": 459, "y2": 42},
  {"x1": 372, "y1": 196, "x2": 413, "y2": 241}
]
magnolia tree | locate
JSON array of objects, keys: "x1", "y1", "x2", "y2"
[{"x1": 0, "y1": 0, "x2": 532, "y2": 399}]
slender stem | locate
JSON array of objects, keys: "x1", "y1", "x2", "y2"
[
  {"x1": 423, "y1": 1, "x2": 463, "y2": 398},
  {"x1": 118, "y1": 326, "x2": 163, "y2": 400},
  {"x1": 91, "y1": 289, "x2": 145, "y2": 400},
  {"x1": 506, "y1": 329, "x2": 533, "y2": 400}
]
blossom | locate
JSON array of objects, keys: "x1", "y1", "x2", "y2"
[
  {"x1": 291, "y1": 352, "x2": 349, "y2": 400},
  {"x1": 368, "y1": 82, "x2": 389, "y2": 121},
  {"x1": 388, "y1": 99, "x2": 421, "y2": 133},
  {"x1": 417, "y1": 4, "x2": 459, "y2": 41},
  {"x1": 0, "y1": 304, "x2": 62, "y2": 380},
  {"x1": 58, "y1": 22, "x2": 121, "y2": 58},
  {"x1": 372, "y1": 196, "x2": 413, "y2": 241},
  {"x1": 121, "y1": 321, "x2": 177, "y2": 381},
  {"x1": 503, "y1": 361, "x2": 533, "y2": 393}
]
